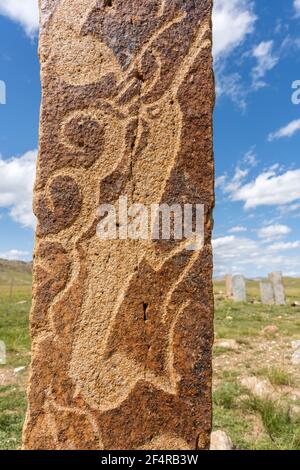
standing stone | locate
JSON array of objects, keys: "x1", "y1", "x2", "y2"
[
  {"x1": 268, "y1": 272, "x2": 286, "y2": 306},
  {"x1": 232, "y1": 275, "x2": 246, "y2": 302},
  {"x1": 23, "y1": 1, "x2": 215, "y2": 450},
  {"x1": 0, "y1": 340, "x2": 6, "y2": 365},
  {"x1": 291, "y1": 349, "x2": 300, "y2": 366},
  {"x1": 225, "y1": 274, "x2": 233, "y2": 298},
  {"x1": 260, "y1": 282, "x2": 275, "y2": 305}
]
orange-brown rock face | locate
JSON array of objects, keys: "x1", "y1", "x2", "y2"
[{"x1": 23, "y1": 0, "x2": 215, "y2": 450}]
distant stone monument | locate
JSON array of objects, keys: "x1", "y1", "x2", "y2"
[
  {"x1": 0, "y1": 340, "x2": 6, "y2": 365},
  {"x1": 268, "y1": 272, "x2": 286, "y2": 306},
  {"x1": 23, "y1": 0, "x2": 215, "y2": 450},
  {"x1": 232, "y1": 275, "x2": 246, "y2": 302},
  {"x1": 225, "y1": 274, "x2": 233, "y2": 298},
  {"x1": 260, "y1": 282, "x2": 275, "y2": 305}
]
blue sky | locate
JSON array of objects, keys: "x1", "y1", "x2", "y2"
[{"x1": 0, "y1": 0, "x2": 300, "y2": 277}]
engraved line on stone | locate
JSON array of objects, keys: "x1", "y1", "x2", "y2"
[
  {"x1": 67, "y1": 22, "x2": 211, "y2": 410},
  {"x1": 43, "y1": 397, "x2": 60, "y2": 446},
  {"x1": 94, "y1": 248, "x2": 200, "y2": 403},
  {"x1": 68, "y1": 245, "x2": 197, "y2": 411},
  {"x1": 122, "y1": 11, "x2": 187, "y2": 78},
  {"x1": 161, "y1": 247, "x2": 201, "y2": 323},
  {"x1": 128, "y1": 22, "x2": 210, "y2": 205},
  {"x1": 139, "y1": 50, "x2": 162, "y2": 97},
  {"x1": 157, "y1": 0, "x2": 166, "y2": 18},
  {"x1": 38, "y1": 15, "x2": 211, "y2": 418},
  {"x1": 166, "y1": 300, "x2": 190, "y2": 389},
  {"x1": 48, "y1": 0, "x2": 122, "y2": 86},
  {"x1": 47, "y1": 389, "x2": 103, "y2": 449},
  {"x1": 138, "y1": 433, "x2": 191, "y2": 450}
]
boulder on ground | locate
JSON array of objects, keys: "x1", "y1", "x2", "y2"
[
  {"x1": 240, "y1": 376, "x2": 276, "y2": 400},
  {"x1": 215, "y1": 339, "x2": 239, "y2": 351},
  {"x1": 14, "y1": 366, "x2": 26, "y2": 374},
  {"x1": 291, "y1": 340, "x2": 300, "y2": 350},
  {"x1": 261, "y1": 325, "x2": 279, "y2": 337},
  {"x1": 291, "y1": 349, "x2": 300, "y2": 365},
  {"x1": 289, "y1": 405, "x2": 300, "y2": 423},
  {"x1": 210, "y1": 431, "x2": 233, "y2": 450},
  {"x1": 0, "y1": 340, "x2": 6, "y2": 365}
]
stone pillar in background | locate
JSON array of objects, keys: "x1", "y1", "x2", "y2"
[
  {"x1": 23, "y1": 0, "x2": 214, "y2": 450},
  {"x1": 0, "y1": 340, "x2": 6, "y2": 365},
  {"x1": 268, "y1": 272, "x2": 286, "y2": 306},
  {"x1": 225, "y1": 274, "x2": 233, "y2": 298},
  {"x1": 260, "y1": 282, "x2": 275, "y2": 305},
  {"x1": 232, "y1": 275, "x2": 246, "y2": 302}
]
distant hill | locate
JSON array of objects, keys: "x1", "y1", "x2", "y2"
[{"x1": 0, "y1": 259, "x2": 32, "y2": 285}]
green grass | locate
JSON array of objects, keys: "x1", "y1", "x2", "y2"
[
  {"x1": 0, "y1": 256, "x2": 31, "y2": 368},
  {"x1": 0, "y1": 385, "x2": 27, "y2": 450},
  {"x1": 215, "y1": 298, "x2": 300, "y2": 340},
  {"x1": 213, "y1": 381, "x2": 244, "y2": 409},
  {"x1": 213, "y1": 276, "x2": 300, "y2": 450},
  {"x1": 213, "y1": 406, "x2": 253, "y2": 450},
  {"x1": 242, "y1": 397, "x2": 300, "y2": 450},
  {"x1": 256, "y1": 367, "x2": 294, "y2": 387},
  {"x1": 213, "y1": 375, "x2": 300, "y2": 450},
  {"x1": 0, "y1": 293, "x2": 31, "y2": 368},
  {"x1": 0, "y1": 261, "x2": 31, "y2": 449}
]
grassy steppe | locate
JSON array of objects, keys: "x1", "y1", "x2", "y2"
[
  {"x1": 0, "y1": 263, "x2": 300, "y2": 449},
  {"x1": 0, "y1": 261, "x2": 31, "y2": 449}
]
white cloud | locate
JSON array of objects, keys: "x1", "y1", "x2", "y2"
[
  {"x1": 219, "y1": 168, "x2": 247, "y2": 194},
  {"x1": 0, "y1": 249, "x2": 30, "y2": 261},
  {"x1": 0, "y1": 0, "x2": 39, "y2": 37},
  {"x1": 232, "y1": 167, "x2": 249, "y2": 183},
  {"x1": 268, "y1": 119, "x2": 300, "y2": 141},
  {"x1": 213, "y1": 0, "x2": 256, "y2": 108},
  {"x1": 224, "y1": 169, "x2": 248, "y2": 193},
  {"x1": 278, "y1": 202, "x2": 300, "y2": 215},
  {"x1": 213, "y1": 235, "x2": 236, "y2": 250},
  {"x1": 215, "y1": 71, "x2": 248, "y2": 109},
  {"x1": 215, "y1": 175, "x2": 227, "y2": 189},
  {"x1": 257, "y1": 224, "x2": 291, "y2": 240},
  {"x1": 295, "y1": 0, "x2": 300, "y2": 16},
  {"x1": 213, "y1": 234, "x2": 300, "y2": 277},
  {"x1": 213, "y1": 0, "x2": 256, "y2": 59},
  {"x1": 217, "y1": 149, "x2": 257, "y2": 194},
  {"x1": 0, "y1": 150, "x2": 37, "y2": 228},
  {"x1": 231, "y1": 168, "x2": 300, "y2": 209},
  {"x1": 229, "y1": 225, "x2": 247, "y2": 233},
  {"x1": 243, "y1": 148, "x2": 258, "y2": 167},
  {"x1": 268, "y1": 241, "x2": 300, "y2": 251},
  {"x1": 251, "y1": 41, "x2": 279, "y2": 89}
]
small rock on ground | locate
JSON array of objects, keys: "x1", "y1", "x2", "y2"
[
  {"x1": 289, "y1": 405, "x2": 300, "y2": 423},
  {"x1": 210, "y1": 431, "x2": 233, "y2": 450},
  {"x1": 215, "y1": 339, "x2": 239, "y2": 351},
  {"x1": 0, "y1": 340, "x2": 6, "y2": 365},
  {"x1": 291, "y1": 349, "x2": 300, "y2": 365},
  {"x1": 262, "y1": 325, "x2": 279, "y2": 337},
  {"x1": 14, "y1": 366, "x2": 26, "y2": 374},
  {"x1": 0, "y1": 368, "x2": 15, "y2": 386},
  {"x1": 290, "y1": 389, "x2": 300, "y2": 402},
  {"x1": 240, "y1": 376, "x2": 276, "y2": 400}
]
